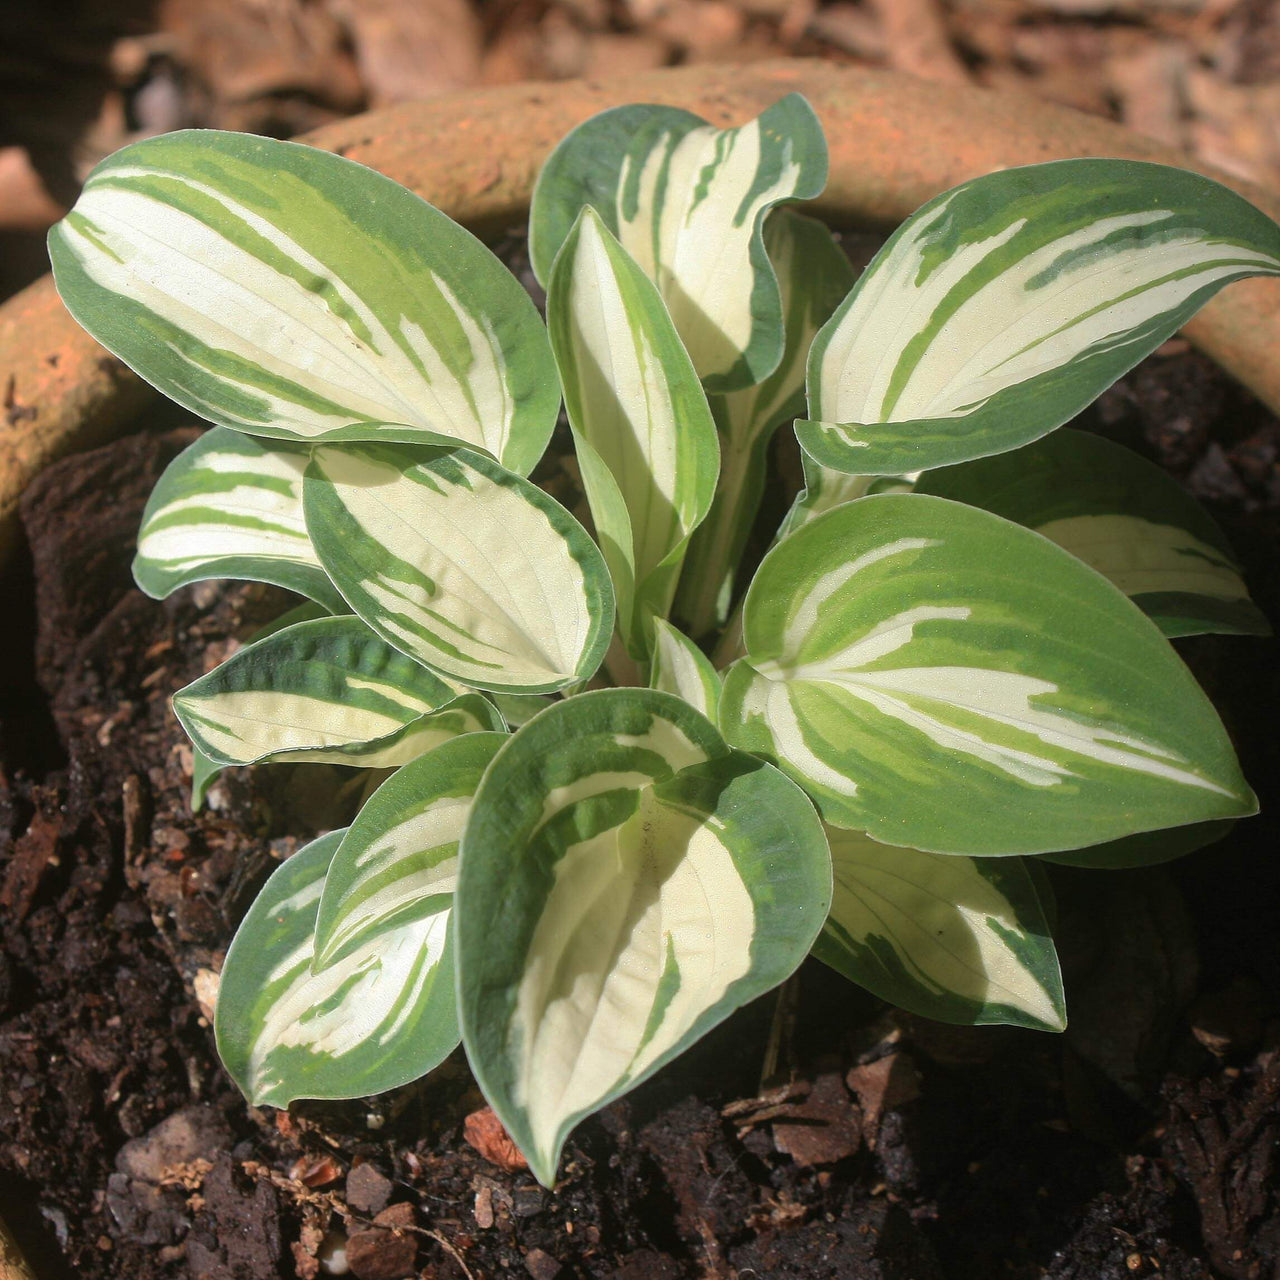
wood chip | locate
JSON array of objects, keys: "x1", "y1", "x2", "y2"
[
  {"x1": 865, "y1": 0, "x2": 971, "y2": 84},
  {"x1": 329, "y1": 0, "x2": 482, "y2": 104},
  {"x1": 652, "y1": 1, "x2": 746, "y2": 54},
  {"x1": 0, "y1": 809, "x2": 62, "y2": 923},
  {"x1": 371, "y1": 1203, "x2": 415, "y2": 1230},
  {"x1": 846, "y1": 1053, "x2": 921, "y2": 1150},
  {"x1": 463, "y1": 1107, "x2": 529, "y2": 1172},
  {"x1": 1110, "y1": 40, "x2": 1190, "y2": 150},
  {"x1": 345, "y1": 1226, "x2": 416, "y2": 1280},
  {"x1": 771, "y1": 1072, "x2": 863, "y2": 1167},
  {"x1": 193, "y1": 968, "x2": 220, "y2": 1023},
  {"x1": 345, "y1": 1162, "x2": 393, "y2": 1216},
  {"x1": 807, "y1": 4, "x2": 887, "y2": 60},
  {"x1": 524, "y1": 1247, "x2": 564, "y2": 1280},
  {"x1": 473, "y1": 1184, "x2": 495, "y2": 1230},
  {"x1": 291, "y1": 1154, "x2": 345, "y2": 1189}
]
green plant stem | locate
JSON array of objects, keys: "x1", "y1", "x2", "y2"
[
  {"x1": 675, "y1": 429, "x2": 770, "y2": 641},
  {"x1": 712, "y1": 603, "x2": 747, "y2": 670}
]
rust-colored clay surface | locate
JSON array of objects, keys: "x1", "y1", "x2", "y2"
[
  {"x1": 3, "y1": 59, "x2": 1279, "y2": 566},
  {"x1": 0, "y1": 275, "x2": 151, "y2": 563},
  {"x1": 303, "y1": 61, "x2": 1280, "y2": 400}
]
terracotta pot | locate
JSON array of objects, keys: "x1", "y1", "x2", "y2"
[{"x1": 3, "y1": 58, "x2": 1279, "y2": 567}]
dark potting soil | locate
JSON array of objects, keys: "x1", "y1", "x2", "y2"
[{"x1": 1, "y1": 339, "x2": 1278, "y2": 1280}]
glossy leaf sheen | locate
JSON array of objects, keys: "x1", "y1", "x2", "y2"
[
  {"x1": 172, "y1": 615, "x2": 500, "y2": 767},
  {"x1": 648, "y1": 618, "x2": 721, "y2": 722},
  {"x1": 313, "y1": 732, "x2": 507, "y2": 968},
  {"x1": 305, "y1": 443, "x2": 614, "y2": 693},
  {"x1": 50, "y1": 130, "x2": 558, "y2": 473},
  {"x1": 721, "y1": 493, "x2": 1255, "y2": 854},
  {"x1": 186, "y1": 600, "x2": 331, "y2": 809},
  {"x1": 216, "y1": 830, "x2": 459, "y2": 1106},
  {"x1": 547, "y1": 208, "x2": 718, "y2": 659},
  {"x1": 800, "y1": 160, "x2": 1280, "y2": 474},
  {"x1": 456, "y1": 689, "x2": 831, "y2": 1186},
  {"x1": 531, "y1": 95, "x2": 828, "y2": 390},
  {"x1": 134, "y1": 427, "x2": 346, "y2": 612},
  {"x1": 816, "y1": 826, "x2": 1065, "y2": 1031}
]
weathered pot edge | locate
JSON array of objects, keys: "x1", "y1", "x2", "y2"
[{"x1": 3, "y1": 57, "x2": 1279, "y2": 569}]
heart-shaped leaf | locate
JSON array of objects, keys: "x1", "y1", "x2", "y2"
[
  {"x1": 720, "y1": 493, "x2": 1256, "y2": 854},
  {"x1": 215, "y1": 830, "x2": 459, "y2": 1106},
  {"x1": 134, "y1": 427, "x2": 345, "y2": 612},
  {"x1": 49, "y1": 130, "x2": 559, "y2": 473},
  {"x1": 173, "y1": 614, "x2": 501, "y2": 767},
  {"x1": 456, "y1": 689, "x2": 831, "y2": 1186},
  {"x1": 800, "y1": 160, "x2": 1280, "y2": 475},
  {"x1": 304, "y1": 443, "x2": 614, "y2": 693}
]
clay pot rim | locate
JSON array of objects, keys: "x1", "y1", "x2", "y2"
[{"x1": 3, "y1": 58, "x2": 1279, "y2": 567}]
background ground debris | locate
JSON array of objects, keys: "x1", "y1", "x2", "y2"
[{"x1": 6, "y1": 1, "x2": 1280, "y2": 299}]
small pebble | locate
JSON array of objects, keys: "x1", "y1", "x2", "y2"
[
  {"x1": 525, "y1": 1247, "x2": 563, "y2": 1280},
  {"x1": 346, "y1": 1162, "x2": 393, "y2": 1215}
]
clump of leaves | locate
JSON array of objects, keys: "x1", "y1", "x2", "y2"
[{"x1": 49, "y1": 94, "x2": 1276, "y2": 1187}]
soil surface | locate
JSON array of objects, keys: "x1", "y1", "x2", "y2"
[{"x1": 2, "y1": 297, "x2": 1279, "y2": 1278}]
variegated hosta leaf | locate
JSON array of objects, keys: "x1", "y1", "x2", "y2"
[
  {"x1": 173, "y1": 614, "x2": 502, "y2": 768},
  {"x1": 134, "y1": 427, "x2": 346, "y2": 612},
  {"x1": 676, "y1": 211, "x2": 858, "y2": 637},
  {"x1": 816, "y1": 826, "x2": 1065, "y2": 1031},
  {"x1": 49, "y1": 130, "x2": 559, "y2": 475},
  {"x1": 916, "y1": 429, "x2": 1269, "y2": 638},
  {"x1": 546, "y1": 208, "x2": 718, "y2": 659},
  {"x1": 304, "y1": 443, "x2": 614, "y2": 694},
  {"x1": 1023, "y1": 859, "x2": 1058, "y2": 932},
  {"x1": 487, "y1": 692, "x2": 556, "y2": 729},
  {"x1": 312, "y1": 732, "x2": 506, "y2": 969},
  {"x1": 720, "y1": 493, "x2": 1256, "y2": 855},
  {"x1": 187, "y1": 600, "x2": 333, "y2": 810},
  {"x1": 530, "y1": 94, "x2": 828, "y2": 391},
  {"x1": 777, "y1": 449, "x2": 911, "y2": 541},
  {"x1": 1039, "y1": 818, "x2": 1234, "y2": 869},
  {"x1": 456, "y1": 689, "x2": 831, "y2": 1187},
  {"x1": 649, "y1": 619, "x2": 721, "y2": 722},
  {"x1": 799, "y1": 160, "x2": 1280, "y2": 476},
  {"x1": 215, "y1": 830, "x2": 459, "y2": 1106}
]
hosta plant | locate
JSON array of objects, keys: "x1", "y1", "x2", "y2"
[{"x1": 49, "y1": 95, "x2": 1276, "y2": 1188}]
